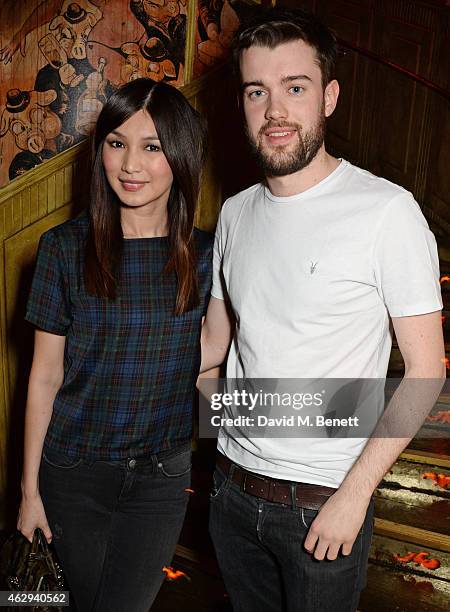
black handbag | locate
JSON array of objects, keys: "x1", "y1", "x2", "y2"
[{"x1": 0, "y1": 528, "x2": 66, "y2": 611}]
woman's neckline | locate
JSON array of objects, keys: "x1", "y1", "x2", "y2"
[{"x1": 123, "y1": 235, "x2": 168, "y2": 241}]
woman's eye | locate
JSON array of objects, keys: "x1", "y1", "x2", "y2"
[
  {"x1": 289, "y1": 85, "x2": 304, "y2": 94},
  {"x1": 108, "y1": 140, "x2": 123, "y2": 148},
  {"x1": 145, "y1": 144, "x2": 160, "y2": 152}
]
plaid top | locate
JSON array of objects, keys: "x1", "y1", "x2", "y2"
[{"x1": 26, "y1": 213, "x2": 213, "y2": 459}]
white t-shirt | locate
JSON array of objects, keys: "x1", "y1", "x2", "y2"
[{"x1": 211, "y1": 160, "x2": 442, "y2": 487}]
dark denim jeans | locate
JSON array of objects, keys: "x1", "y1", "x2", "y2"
[
  {"x1": 209, "y1": 465, "x2": 374, "y2": 612},
  {"x1": 39, "y1": 444, "x2": 191, "y2": 612}
]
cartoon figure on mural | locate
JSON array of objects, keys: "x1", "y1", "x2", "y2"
[
  {"x1": 0, "y1": 0, "x2": 188, "y2": 185},
  {"x1": 128, "y1": 0, "x2": 186, "y2": 81},
  {"x1": 196, "y1": 0, "x2": 258, "y2": 71},
  {"x1": 86, "y1": 1, "x2": 187, "y2": 84},
  {"x1": 0, "y1": 1, "x2": 109, "y2": 65},
  {"x1": 0, "y1": 89, "x2": 62, "y2": 180},
  {"x1": 0, "y1": 0, "x2": 114, "y2": 182},
  {"x1": 34, "y1": 1, "x2": 112, "y2": 142}
]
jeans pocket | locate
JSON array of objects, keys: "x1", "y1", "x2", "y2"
[
  {"x1": 42, "y1": 449, "x2": 83, "y2": 469},
  {"x1": 299, "y1": 506, "x2": 319, "y2": 529},
  {"x1": 157, "y1": 449, "x2": 191, "y2": 478},
  {"x1": 210, "y1": 467, "x2": 227, "y2": 501}
]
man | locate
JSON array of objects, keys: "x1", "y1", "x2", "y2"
[{"x1": 200, "y1": 7, "x2": 445, "y2": 612}]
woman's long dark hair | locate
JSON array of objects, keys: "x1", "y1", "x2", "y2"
[{"x1": 85, "y1": 78, "x2": 207, "y2": 314}]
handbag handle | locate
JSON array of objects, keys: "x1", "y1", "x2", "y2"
[{"x1": 29, "y1": 528, "x2": 50, "y2": 561}]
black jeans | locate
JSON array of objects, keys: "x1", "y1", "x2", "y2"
[
  {"x1": 209, "y1": 465, "x2": 374, "y2": 612},
  {"x1": 39, "y1": 444, "x2": 191, "y2": 612}
]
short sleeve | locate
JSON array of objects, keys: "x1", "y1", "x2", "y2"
[
  {"x1": 373, "y1": 193, "x2": 442, "y2": 317},
  {"x1": 211, "y1": 208, "x2": 226, "y2": 301},
  {"x1": 25, "y1": 231, "x2": 72, "y2": 335}
]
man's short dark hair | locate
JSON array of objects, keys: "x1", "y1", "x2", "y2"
[{"x1": 232, "y1": 7, "x2": 338, "y2": 88}]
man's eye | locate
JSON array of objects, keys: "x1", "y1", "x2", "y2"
[
  {"x1": 249, "y1": 90, "x2": 265, "y2": 99},
  {"x1": 145, "y1": 144, "x2": 160, "y2": 152},
  {"x1": 289, "y1": 85, "x2": 304, "y2": 94}
]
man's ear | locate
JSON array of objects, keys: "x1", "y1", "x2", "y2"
[{"x1": 324, "y1": 79, "x2": 339, "y2": 118}]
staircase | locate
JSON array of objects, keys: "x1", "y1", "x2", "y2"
[
  {"x1": 359, "y1": 447, "x2": 450, "y2": 611},
  {"x1": 152, "y1": 278, "x2": 450, "y2": 611}
]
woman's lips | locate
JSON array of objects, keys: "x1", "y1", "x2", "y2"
[{"x1": 120, "y1": 180, "x2": 147, "y2": 192}]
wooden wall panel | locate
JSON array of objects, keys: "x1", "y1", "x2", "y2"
[
  {"x1": 368, "y1": 3, "x2": 442, "y2": 199},
  {"x1": 369, "y1": 67, "x2": 430, "y2": 196},
  {"x1": 319, "y1": 0, "x2": 374, "y2": 164},
  {"x1": 5, "y1": 207, "x2": 73, "y2": 404},
  {"x1": 424, "y1": 11, "x2": 450, "y2": 258},
  {"x1": 423, "y1": 96, "x2": 450, "y2": 258},
  {"x1": 0, "y1": 144, "x2": 90, "y2": 526}
]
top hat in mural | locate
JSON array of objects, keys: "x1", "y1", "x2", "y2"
[
  {"x1": 63, "y1": 3, "x2": 88, "y2": 24},
  {"x1": 140, "y1": 37, "x2": 169, "y2": 62},
  {"x1": 5, "y1": 89, "x2": 31, "y2": 114}
]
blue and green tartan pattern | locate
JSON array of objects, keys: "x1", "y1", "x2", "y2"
[{"x1": 26, "y1": 214, "x2": 213, "y2": 459}]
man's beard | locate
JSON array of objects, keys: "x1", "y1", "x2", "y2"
[{"x1": 246, "y1": 113, "x2": 326, "y2": 177}]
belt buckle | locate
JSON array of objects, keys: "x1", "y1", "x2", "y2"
[{"x1": 242, "y1": 471, "x2": 270, "y2": 498}]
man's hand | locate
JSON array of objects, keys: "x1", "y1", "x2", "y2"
[{"x1": 304, "y1": 490, "x2": 370, "y2": 561}]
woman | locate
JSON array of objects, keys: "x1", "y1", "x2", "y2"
[{"x1": 17, "y1": 78, "x2": 212, "y2": 611}]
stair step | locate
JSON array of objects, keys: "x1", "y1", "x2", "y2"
[
  {"x1": 374, "y1": 457, "x2": 450, "y2": 539},
  {"x1": 360, "y1": 558, "x2": 450, "y2": 611},
  {"x1": 374, "y1": 519, "x2": 450, "y2": 554}
]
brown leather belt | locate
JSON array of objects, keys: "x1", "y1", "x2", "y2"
[{"x1": 217, "y1": 453, "x2": 336, "y2": 510}]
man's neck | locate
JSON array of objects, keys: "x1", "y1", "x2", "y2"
[{"x1": 266, "y1": 148, "x2": 340, "y2": 198}]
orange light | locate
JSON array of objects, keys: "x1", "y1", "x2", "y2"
[
  {"x1": 395, "y1": 552, "x2": 416, "y2": 563},
  {"x1": 423, "y1": 471, "x2": 450, "y2": 489},
  {"x1": 394, "y1": 551, "x2": 440, "y2": 570},
  {"x1": 427, "y1": 410, "x2": 450, "y2": 424},
  {"x1": 440, "y1": 357, "x2": 450, "y2": 370},
  {"x1": 440, "y1": 275, "x2": 450, "y2": 284},
  {"x1": 162, "y1": 566, "x2": 190, "y2": 581},
  {"x1": 184, "y1": 488, "x2": 195, "y2": 494}
]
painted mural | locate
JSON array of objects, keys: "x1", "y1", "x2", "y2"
[
  {"x1": 194, "y1": 0, "x2": 262, "y2": 78},
  {"x1": 0, "y1": 0, "x2": 188, "y2": 187}
]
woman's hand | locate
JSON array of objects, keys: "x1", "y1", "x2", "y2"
[{"x1": 17, "y1": 492, "x2": 52, "y2": 544}]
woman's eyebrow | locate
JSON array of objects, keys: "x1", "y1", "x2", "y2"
[{"x1": 109, "y1": 130, "x2": 160, "y2": 141}]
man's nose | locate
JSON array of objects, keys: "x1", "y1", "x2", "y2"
[{"x1": 265, "y1": 93, "x2": 288, "y2": 121}]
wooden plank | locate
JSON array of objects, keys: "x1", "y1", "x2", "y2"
[
  {"x1": 374, "y1": 497, "x2": 450, "y2": 537},
  {"x1": 407, "y1": 437, "x2": 450, "y2": 456},
  {"x1": 374, "y1": 518, "x2": 450, "y2": 552},
  {"x1": 183, "y1": 0, "x2": 197, "y2": 85},
  {"x1": 382, "y1": 458, "x2": 450, "y2": 494},
  {"x1": 176, "y1": 544, "x2": 201, "y2": 565},
  {"x1": 359, "y1": 563, "x2": 450, "y2": 612},
  {"x1": 401, "y1": 450, "x2": 450, "y2": 468}
]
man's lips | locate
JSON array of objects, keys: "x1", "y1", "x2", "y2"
[{"x1": 263, "y1": 127, "x2": 297, "y2": 145}]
